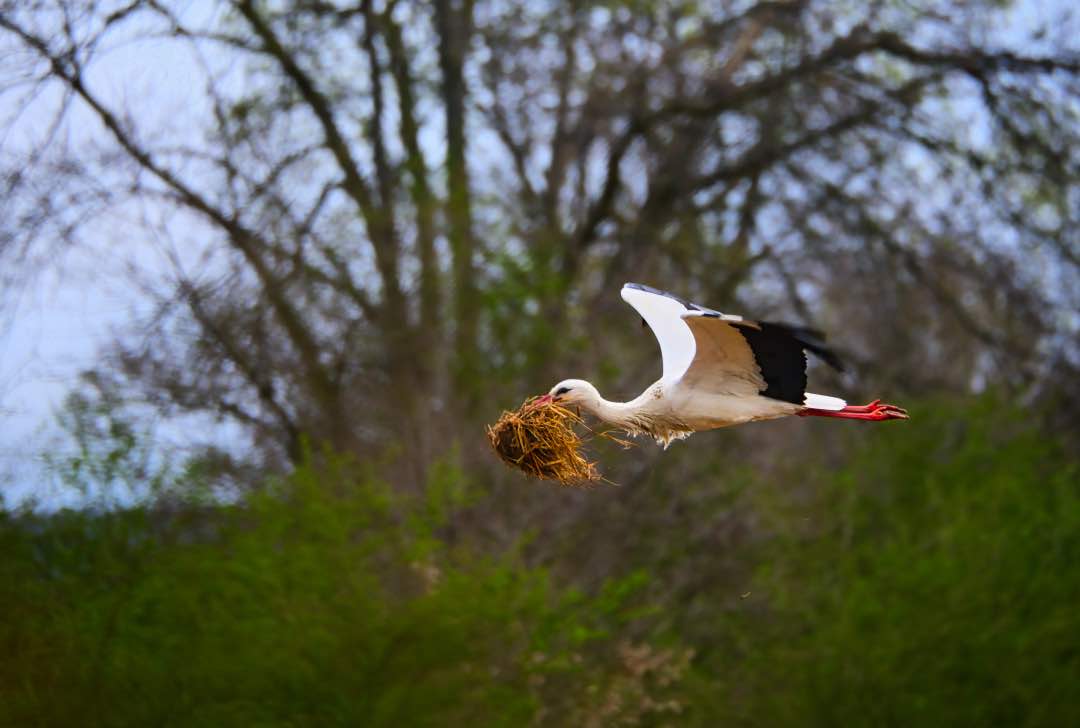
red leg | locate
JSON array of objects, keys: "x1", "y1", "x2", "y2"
[{"x1": 798, "y1": 400, "x2": 908, "y2": 421}]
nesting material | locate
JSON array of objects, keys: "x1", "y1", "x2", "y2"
[{"x1": 487, "y1": 397, "x2": 628, "y2": 487}]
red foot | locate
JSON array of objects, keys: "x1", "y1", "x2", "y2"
[{"x1": 798, "y1": 400, "x2": 908, "y2": 421}]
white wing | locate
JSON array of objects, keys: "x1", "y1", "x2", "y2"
[
  {"x1": 621, "y1": 284, "x2": 695, "y2": 381},
  {"x1": 621, "y1": 283, "x2": 747, "y2": 383}
]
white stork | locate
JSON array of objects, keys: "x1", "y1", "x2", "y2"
[{"x1": 540, "y1": 283, "x2": 907, "y2": 447}]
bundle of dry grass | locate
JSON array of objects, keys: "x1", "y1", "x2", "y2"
[{"x1": 487, "y1": 397, "x2": 620, "y2": 487}]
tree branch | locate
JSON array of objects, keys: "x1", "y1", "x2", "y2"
[
  {"x1": 0, "y1": 13, "x2": 341, "y2": 421},
  {"x1": 434, "y1": 0, "x2": 478, "y2": 379},
  {"x1": 571, "y1": 119, "x2": 642, "y2": 251},
  {"x1": 652, "y1": 28, "x2": 1078, "y2": 121},
  {"x1": 235, "y1": 0, "x2": 404, "y2": 317},
  {"x1": 383, "y1": 2, "x2": 440, "y2": 331}
]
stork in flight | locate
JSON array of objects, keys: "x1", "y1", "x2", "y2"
[{"x1": 541, "y1": 283, "x2": 907, "y2": 447}]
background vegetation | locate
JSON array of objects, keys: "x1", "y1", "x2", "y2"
[
  {"x1": 1, "y1": 0, "x2": 1078, "y2": 725},
  {"x1": 4, "y1": 399, "x2": 1077, "y2": 726}
]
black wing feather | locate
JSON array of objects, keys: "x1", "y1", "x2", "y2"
[
  {"x1": 735, "y1": 323, "x2": 808, "y2": 404},
  {"x1": 758, "y1": 321, "x2": 846, "y2": 373}
]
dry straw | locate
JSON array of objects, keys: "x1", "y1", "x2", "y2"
[{"x1": 487, "y1": 397, "x2": 630, "y2": 487}]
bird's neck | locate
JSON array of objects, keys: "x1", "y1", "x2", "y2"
[{"x1": 585, "y1": 388, "x2": 653, "y2": 429}]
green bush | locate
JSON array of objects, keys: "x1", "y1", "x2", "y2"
[
  {"x1": 0, "y1": 453, "x2": 687, "y2": 727},
  {"x1": 705, "y1": 398, "x2": 1080, "y2": 726},
  {"x1": 4, "y1": 397, "x2": 1078, "y2": 726}
]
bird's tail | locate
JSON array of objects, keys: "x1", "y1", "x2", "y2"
[{"x1": 804, "y1": 392, "x2": 847, "y2": 410}]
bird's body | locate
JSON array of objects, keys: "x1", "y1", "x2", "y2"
[
  {"x1": 544, "y1": 283, "x2": 906, "y2": 447},
  {"x1": 555, "y1": 379, "x2": 803, "y2": 447}
]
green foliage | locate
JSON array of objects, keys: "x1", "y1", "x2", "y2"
[
  {"x1": 0, "y1": 452, "x2": 685, "y2": 727},
  {"x1": 43, "y1": 389, "x2": 166, "y2": 506},
  {"x1": 699, "y1": 397, "x2": 1080, "y2": 726},
  {"x1": 5, "y1": 397, "x2": 1079, "y2": 726}
]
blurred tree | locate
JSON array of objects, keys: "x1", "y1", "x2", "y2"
[
  {"x1": 1, "y1": 0, "x2": 1077, "y2": 481},
  {"x1": 43, "y1": 380, "x2": 160, "y2": 505}
]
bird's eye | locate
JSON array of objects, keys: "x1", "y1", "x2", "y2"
[{"x1": 555, "y1": 386, "x2": 571, "y2": 396}]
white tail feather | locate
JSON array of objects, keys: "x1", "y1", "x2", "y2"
[{"x1": 804, "y1": 392, "x2": 846, "y2": 411}]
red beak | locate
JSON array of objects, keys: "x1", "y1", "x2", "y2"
[{"x1": 534, "y1": 394, "x2": 555, "y2": 405}]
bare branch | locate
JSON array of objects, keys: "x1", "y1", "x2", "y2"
[
  {"x1": 382, "y1": 3, "x2": 440, "y2": 330},
  {"x1": 234, "y1": 0, "x2": 404, "y2": 317},
  {"x1": 0, "y1": 11, "x2": 341, "y2": 417}
]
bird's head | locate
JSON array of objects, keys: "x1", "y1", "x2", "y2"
[{"x1": 540, "y1": 379, "x2": 601, "y2": 411}]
